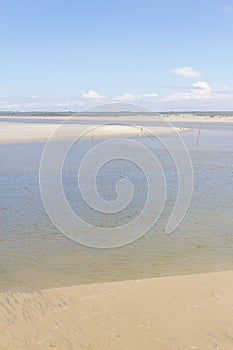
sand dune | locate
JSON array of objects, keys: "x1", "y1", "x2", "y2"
[{"x1": 1, "y1": 271, "x2": 233, "y2": 349}]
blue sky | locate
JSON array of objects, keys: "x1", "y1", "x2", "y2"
[{"x1": 1, "y1": 0, "x2": 233, "y2": 111}]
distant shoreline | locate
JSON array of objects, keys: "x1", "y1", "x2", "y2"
[
  {"x1": 1, "y1": 111, "x2": 233, "y2": 117},
  {"x1": 1, "y1": 112, "x2": 233, "y2": 125}
]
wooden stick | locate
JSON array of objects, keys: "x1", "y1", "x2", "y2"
[
  {"x1": 196, "y1": 123, "x2": 202, "y2": 145},
  {"x1": 139, "y1": 124, "x2": 143, "y2": 142}
]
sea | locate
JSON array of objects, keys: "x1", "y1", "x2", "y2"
[{"x1": 0, "y1": 115, "x2": 233, "y2": 291}]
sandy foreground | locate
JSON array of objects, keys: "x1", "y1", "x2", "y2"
[
  {"x1": 0, "y1": 122, "x2": 189, "y2": 143},
  {"x1": 1, "y1": 271, "x2": 233, "y2": 350}
]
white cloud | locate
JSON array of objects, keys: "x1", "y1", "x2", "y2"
[
  {"x1": 164, "y1": 81, "x2": 233, "y2": 102},
  {"x1": 192, "y1": 81, "x2": 211, "y2": 91},
  {"x1": 224, "y1": 5, "x2": 233, "y2": 12},
  {"x1": 81, "y1": 90, "x2": 106, "y2": 99},
  {"x1": 0, "y1": 98, "x2": 85, "y2": 111},
  {"x1": 0, "y1": 101, "x2": 19, "y2": 109},
  {"x1": 114, "y1": 92, "x2": 158, "y2": 101},
  {"x1": 114, "y1": 93, "x2": 138, "y2": 101},
  {"x1": 2, "y1": 84, "x2": 233, "y2": 112},
  {"x1": 171, "y1": 66, "x2": 202, "y2": 78},
  {"x1": 165, "y1": 81, "x2": 212, "y2": 101},
  {"x1": 143, "y1": 93, "x2": 159, "y2": 98}
]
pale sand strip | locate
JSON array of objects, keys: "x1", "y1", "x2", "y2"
[
  {"x1": 1, "y1": 113, "x2": 233, "y2": 123},
  {"x1": 1, "y1": 271, "x2": 233, "y2": 349},
  {"x1": 0, "y1": 122, "x2": 190, "y2": 144}
]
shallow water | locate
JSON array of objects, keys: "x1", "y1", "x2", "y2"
[{"x1": 0, "y1": 123, "x2": 233, "y2": 291}]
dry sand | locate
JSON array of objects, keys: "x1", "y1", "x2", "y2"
[
  {"x1": 1, "y1": 113, "x2": 233, "y2": 124},
  {"x1": 1, "y1": 112, "x2": 233, "y2": 144},
  {"x1": 1, "y1": 271, "x2": 233, "y2": 350},
  {"x1": 0, "y1": 122, "x2": 189, "y2": 144}
]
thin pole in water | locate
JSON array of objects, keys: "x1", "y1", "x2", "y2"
[
  {"x1": 196, "y1": 122, "x2": 202, "y2": 145},
  {"x1": 139, "y1": 124, "x2": 143, "y2": 142}
]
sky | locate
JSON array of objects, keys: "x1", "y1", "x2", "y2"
[{"x1": 0, "y1": 0, "x2": 233, "y2": 111}]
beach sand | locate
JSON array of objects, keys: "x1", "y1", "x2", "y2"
[
  {"x1": 1, "y1": 112, "x2": 233, "y2": 144},
  {"x1": 0, "y1": 122, "x2": 189, "y2": 143},
  {"x1": 1, "y1": 112, "x2": 233, "y2": 123},
  {"x1": 1, "y1": 271, "x2": 233, "y2": 350}
]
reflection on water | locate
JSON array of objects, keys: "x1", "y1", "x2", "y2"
[{"x1": 0, "y1": 123, "x2": 233, "y2": 291}]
